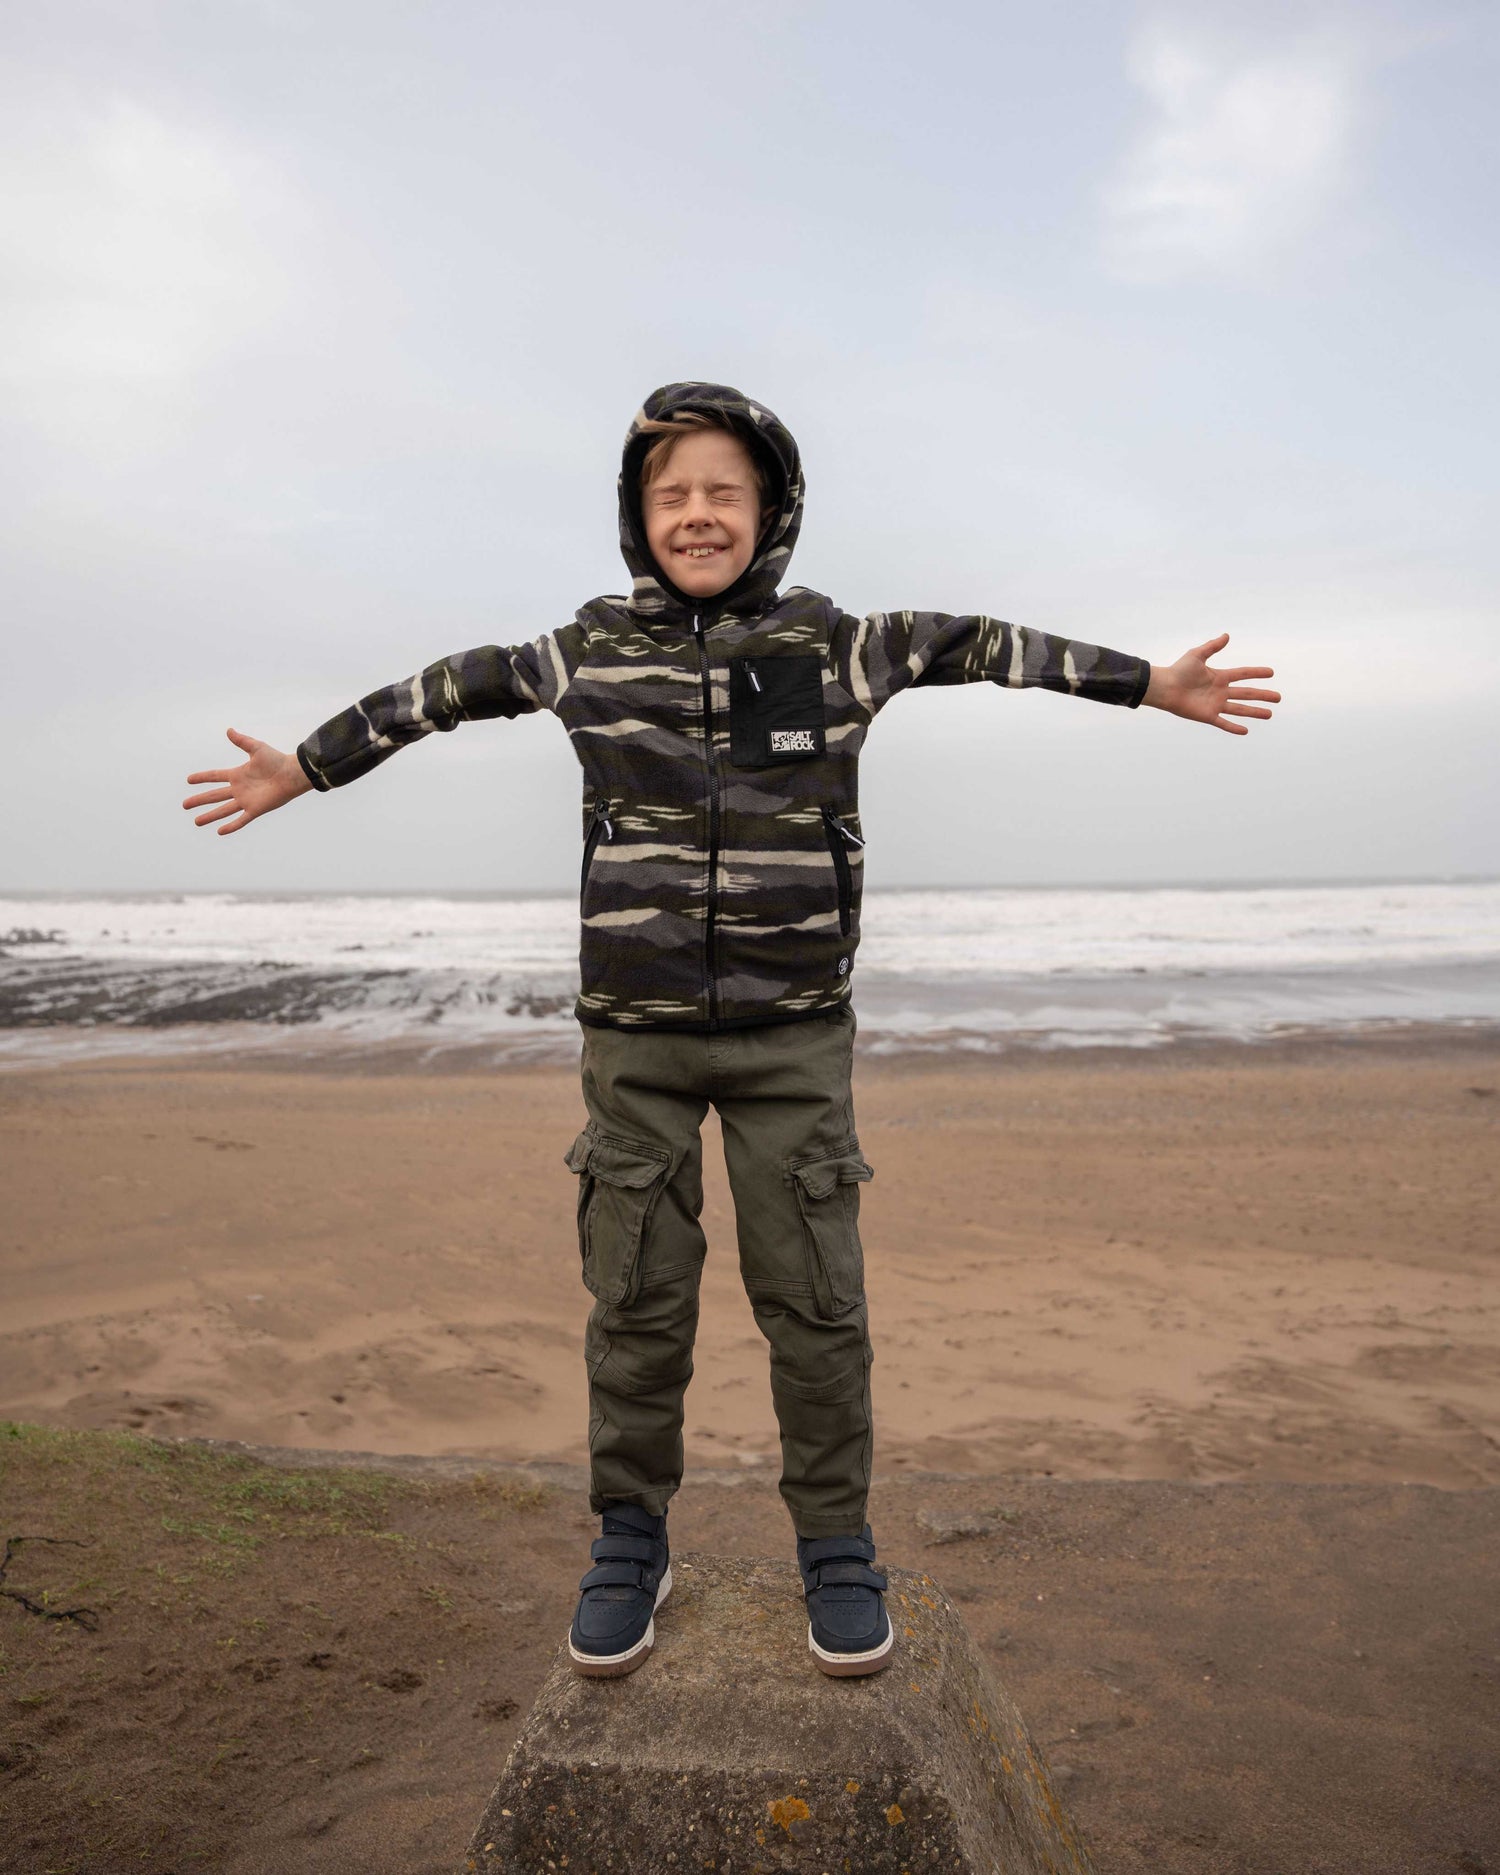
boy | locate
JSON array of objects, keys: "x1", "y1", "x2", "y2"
[{"x1": 184, "y1": 381, "x2": 1277, "y2": 1680}]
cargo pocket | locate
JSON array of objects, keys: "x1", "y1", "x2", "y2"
[
  {"x1": 564, "y1": 1126, "x2": 671, "y2": 1307},
  {"x1": 787, "y1": 1137, "x2": 874, "y2": 1320}
]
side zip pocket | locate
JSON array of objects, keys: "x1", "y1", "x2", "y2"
[
  {"x1": 820, "y1": 808, "x2": 864, "y2": 937},
  {"x1": 580, "y1": 799, "x2": 615, "y2": 902}
]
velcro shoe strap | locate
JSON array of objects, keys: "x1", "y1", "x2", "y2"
[
  {"x1": 799, "y1": 1534, "x2": 876, "y2": 1568},
  {"x1": 807, "y1": 1560, "x2": 887, "y2": 1592},
  {"x1": 580, "y1": 1559, "x2": 658, "y2": 1594},
  {"x1": 589, "y1": 1533, "x2": 660, "y2": 1565}
]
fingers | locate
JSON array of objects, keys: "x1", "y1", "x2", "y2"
[
  {"x1": 194, "y1": 801, "x2": 244, "y2": 827},
  {"x1": 217, "y1": 813, "x2": 250, "y2": 835},
  {"x1": 1224, "y1": 666, "x2": 1275, "y2": 681},
  {"x1": 226, "y1": 727, "x2": 263, "y2": 754},
  {"x1": 1193, "y1": 632, "x2": 1231, "y2": 658},
  {"x1": 1213, "y1": 716, "x2": 1249, "y2": 734},
  {"x1": 183, "y1": 787, "x2": 232, "y2": 810},
  {"x1": 185, "y1": 768, "x2": 232, "y2": 785},
  {"x1": 1226, "y1": 685, "x2": 1280, "y2": 702},
  {"x1": 1221, "y1": 702, "x2": 1273, "y2": 719}
]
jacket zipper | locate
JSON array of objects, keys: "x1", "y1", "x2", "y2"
[
  {"x1": 581, "y1": 798, "x2": 614, "y2": 900},
  {"x1": 692, "y1": 612, "x2": 722, "y2": 1026},
  {"x1": 820, "y1": 808, "x2": 863, "y2": 938}
]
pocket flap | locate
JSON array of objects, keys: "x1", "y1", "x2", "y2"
[
  {"x1": 569, "y1": 1131, "x2": 668, "y2": 1188},
  {"x1": 790, "y1": 1145, "x2": 874, "y2": 1201}
]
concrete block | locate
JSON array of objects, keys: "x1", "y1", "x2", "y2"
[{"x1": 465, "y1": 1552, "x2": 1095, "y2": 1874}]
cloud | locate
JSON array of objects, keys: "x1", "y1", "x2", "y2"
[
  {"x1": 0, "y1": 93, "x2": 300, "y2": 437},
  {"x1": 1100, "y1": 12, "x2": 1364, "y2": 284}
]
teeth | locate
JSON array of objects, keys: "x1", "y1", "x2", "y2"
[{"x1": 682, "y1": 546, "x2": 721, "y2": 557}]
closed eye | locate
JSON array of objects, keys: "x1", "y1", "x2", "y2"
[{"x1": 648, "y1": 483, "x2": 751, "y2": 505}]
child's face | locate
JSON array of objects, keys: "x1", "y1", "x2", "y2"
[{"x1": 642, "y1": 428, "x2": 771, "y2": 600}]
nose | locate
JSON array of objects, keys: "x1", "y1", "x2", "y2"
[{"x1": 680, "y1": 486, "x2": 715, "y2": 528}]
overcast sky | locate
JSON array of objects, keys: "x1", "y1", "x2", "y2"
[{"x1": 4, "y1": 0, "x2": 1496, "y2": 892}]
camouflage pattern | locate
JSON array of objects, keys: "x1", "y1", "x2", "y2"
[{"x1": 297, "y1": 382, "x2": 1152, "y2": 1033}]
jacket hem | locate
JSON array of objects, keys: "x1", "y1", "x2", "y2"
[{"x1": 574, "y1": 997, "x2": 851, "y2": 1036}]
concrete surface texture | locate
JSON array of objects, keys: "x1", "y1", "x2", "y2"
[{"x1": 465, "y1": 1551, "x2": 1095, "y2": 1873}]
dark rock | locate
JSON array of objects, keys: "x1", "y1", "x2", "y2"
[
  {"x1": 376, "y1": 1668, "x2": 423, "y2": 1693},
  {"x1": 465, "y1": 1551, "x2": 1095, "y2": 1873},
  {"x1": 0, "y1": 1737, "x2": 42, "y2": 1779},
  {"x1": 231, "y1": 1655, "x2": 283, "y2": 1683}
]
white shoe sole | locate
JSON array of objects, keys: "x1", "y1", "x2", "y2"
[
  {"x1": 808, "y1": 1615, "x2": 894, "y2": 1678},
  {"x1": 568, "y1": 1563, "x2": 673, "y2": 1677}
]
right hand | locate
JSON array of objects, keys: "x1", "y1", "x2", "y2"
[{"x1": 183, "y1": 729, "x2": 313, "y2": 836}]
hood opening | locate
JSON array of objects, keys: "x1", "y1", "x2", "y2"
[{"x1": 617, "y1": 382, "x2": 803, "y2": 623}]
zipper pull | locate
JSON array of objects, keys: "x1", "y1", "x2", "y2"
[
  {"x1": 823, "y1": 808, "x2": 865, "y2": 848},
  {"x1": 594, "y1": 800, "x2": 615, "y2": 841},
  {"x1": 691, "y1": 612, "x2": 701, "y2": 636},
  {"x1": 747, "y1": 659, "x2": 762, "y2": 694}
]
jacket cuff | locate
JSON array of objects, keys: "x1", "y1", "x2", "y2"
[
  {"x1": 296, "y1": 744, "x2": 330, "y2": 792},
  {"x1": 1126, "y1": 659, "x2": 1153, "y2": 709}
]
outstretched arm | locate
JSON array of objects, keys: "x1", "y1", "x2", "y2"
[
  {"x1": 183, "y1": 632, "x2": 568, "y2": 837},
  {"x1": 834, "y1": 609, "x2": 1152, "y2": 715},
  {"x1": 835, "y1": 611, "x2": 1279, "y2": 734},
  {"x1": 295, "y1": 638, "x2": 556, "y2": 791},
  {"x1": 1142, "y1": 632, "x2": 1280, "y2": 734}
]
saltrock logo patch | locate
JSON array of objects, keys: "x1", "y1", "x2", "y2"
[{"x1": 768, "y1": 727, "x2": 819, "y2": 754}]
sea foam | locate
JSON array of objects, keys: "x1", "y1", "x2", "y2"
[{"x1": 2, "y1": 880, "x2": 1497, "y2": 1066}]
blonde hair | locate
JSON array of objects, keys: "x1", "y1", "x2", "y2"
[{"x1": 638, "y1": 411, "x2": 770, "y2": 502}]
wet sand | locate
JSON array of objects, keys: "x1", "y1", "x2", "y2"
[{"x1": 3, "y1": 1033, "x2": 1497, "y2": 1488}]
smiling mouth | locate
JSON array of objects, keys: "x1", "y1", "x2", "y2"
[{"x1": 675, "y1": 544, "x2": 726, "y2": 559}]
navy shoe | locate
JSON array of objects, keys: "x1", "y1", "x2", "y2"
[
  {"x1": 796, "y1": 1524, "x2": 894, "y2": 1677},
  {"x1": 568, "y1": 1500, "x2": 672, "y2": 1678}
]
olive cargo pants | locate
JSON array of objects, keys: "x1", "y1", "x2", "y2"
[{"x1": 564, "y1": 1005, "x2": 875, "y2": 1538}]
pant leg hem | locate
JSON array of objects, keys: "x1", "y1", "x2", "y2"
[
  {"x1": 788, "y1": 1515, "x2": 871, "y2": 1539},
  {"x1": 589, "y1": 1489, "x2": 676, "y2": 1518}
]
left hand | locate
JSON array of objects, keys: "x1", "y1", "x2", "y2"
[{"x1": 1143, "y1": 633, "x2": 1280, "y2": 733}]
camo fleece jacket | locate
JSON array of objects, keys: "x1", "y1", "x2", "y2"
[{"x1": 296, "y1": 381, "x2": 1152, "y2": 1033}]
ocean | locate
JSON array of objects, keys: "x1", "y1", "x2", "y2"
[{"x1": 2, "y1": 879, "x2": 1497, "y2": 1067}]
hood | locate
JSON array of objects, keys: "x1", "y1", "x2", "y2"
[{"x1": 618, "y1": 381, "x2": 803, "y2": 625}]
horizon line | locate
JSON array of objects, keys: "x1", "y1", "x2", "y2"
[{"x1": 2, "y1": 872, "x2": 1498, "y2": 900}]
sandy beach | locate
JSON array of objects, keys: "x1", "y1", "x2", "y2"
[
  {"x1": 4, "y1": 1032, "x2": 1497, "y2": 1488},
  {"x1": 4, "y1": 1032, "x2": 1499, "y2": 1872}
]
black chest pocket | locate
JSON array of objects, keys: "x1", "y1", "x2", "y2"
[{"x1": 728, "y1": 655, "x2": 826, "y2": 767}]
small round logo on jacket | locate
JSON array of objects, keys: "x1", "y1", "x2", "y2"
[{"x1": 837, "y1": 957, "x2": 849, "y2": 975}]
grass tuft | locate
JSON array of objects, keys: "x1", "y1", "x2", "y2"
[{"x1": 0, "y1": 1421, "x2": 548, "y2": 1595}]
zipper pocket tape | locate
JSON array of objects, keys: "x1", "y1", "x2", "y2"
[
  {"x1": 820, "y1": 808, "x2": 862, "y2": 936},
  {"x1": 581, "y1": 800, "x2": 615, "y2": 899}
]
